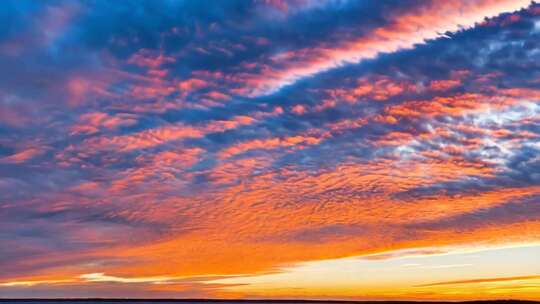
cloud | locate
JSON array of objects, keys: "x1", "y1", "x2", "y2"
[
  {"x1": 79, "y1": 273, "x2": 180, "y2": 284},
  {"x1": 1, "y1": 0, "x2": 540, "y2": 299},
  {"x1": 0, "y1": 279, "x2": 74, "y2": 287},
  {"x1": 417, "y1": 275, "x2": 540, "y2": 287},
  {"x1": 0, "y1": 147, "x2": 46, "y2": 164}
]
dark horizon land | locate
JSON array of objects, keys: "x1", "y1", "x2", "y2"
[{"x1": 0, "y1": 300, "x2": 539, "y2": 304}]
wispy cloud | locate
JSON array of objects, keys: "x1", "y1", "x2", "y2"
[
  {"x1": 417, "y1": 275, "x2": 540, "y2": 287},
  {"x1": 78, "y1": 273, "x2": 182, "y2": 284},
  {"x1": 1, "y1": 0, "x2": 539, "y2": 299}
]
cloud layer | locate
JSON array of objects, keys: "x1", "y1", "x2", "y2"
[{"x1": 1, "y1": 0, "x2": 539, "y2": 299}]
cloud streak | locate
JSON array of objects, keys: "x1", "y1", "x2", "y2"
[{"x1": 1, "y1": 0, "x2": 540, "y2": 300}]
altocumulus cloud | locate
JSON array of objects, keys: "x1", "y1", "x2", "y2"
[{"x1": 0, "y1": 0, "x2": 540, "y2": 299}]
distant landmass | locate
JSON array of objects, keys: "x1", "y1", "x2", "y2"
[{"x1": 0, "y1": 299, "x2": 538, "y2": 304}]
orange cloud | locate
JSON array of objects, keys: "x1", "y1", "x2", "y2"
[
  {"x1": 0, "y1": 147, "x2": 45, "y2": 164},
  {"x1": 218, "y1": 132, "x2": 327, "y2": 159},
  {"x1": 70, "y1": 112, "x2": 138, "y2": 135},
  {"x1": 417, "y1": 275, "x2": 540, "y2": 287}
]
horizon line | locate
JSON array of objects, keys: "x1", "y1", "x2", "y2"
[{"x1": 0, "y1": 298, "x2": 539, "y2": 303}]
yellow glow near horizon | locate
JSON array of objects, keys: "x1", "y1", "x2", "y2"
[
  {"x1": 208, "y1": 244, "x2": 540, "y2": 300},
  {"x1": 1, "y1": 243, "x2": 539, "y2": 300}
]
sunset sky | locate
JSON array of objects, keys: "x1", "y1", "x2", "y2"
[{"x1": 1, "y1": 0, "x2": 540, "y2": 300}]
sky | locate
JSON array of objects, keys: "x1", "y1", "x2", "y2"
[{"x1": 1, "y1": 0, "x2": 540, "y2": 300}]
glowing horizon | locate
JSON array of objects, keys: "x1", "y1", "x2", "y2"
[{"x1": 1, "y1": 0, "x2": 540, "y2": 300}]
